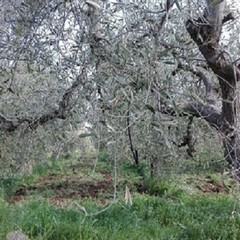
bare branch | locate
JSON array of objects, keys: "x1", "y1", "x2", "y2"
[
  {"x1": 178, "y1": 116, "x2": 195, "y2": 157},
  {"x1": 127, "y1": 101, "x2": 139, "y2": 165},
  {"x1": 151, "y1": 0, "x2": 175, "y2": 41},
  {"x1": 183, "y1": 102, "x2": 223, "y2": 130},
  {"x1": 0, "y1": 71, "x2": 86, "y2": 132}
]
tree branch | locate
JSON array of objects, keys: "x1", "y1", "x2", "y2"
[
  {"x1": 178, "y1": 116, "x2": 195, "y2": 157},
  {"x1": 151, "y1": 0, "x2": 175, "y2": 41},
  {"x1": 0, "y1": 71, "x2": 85, "y2": 132},
  {"x1": 127, "y1": 101, "x2": 139, "y2": 165},
  {"x1": 205, "y1": 0, "x2": 225, "y2": 45},
  {"x1": 173, "y1": 62, "x2": 218, "y2": 104},
  {"x1": 183, "y1": 102, "x2": 223, "y2": 130}
]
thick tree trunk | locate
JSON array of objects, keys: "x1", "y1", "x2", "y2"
[
  {"x1": 223, "y1": 135, "x2": 240, "y2": 171},
  {"x1": 220, "y1": 78, "x2": 240, "y2": 173},
  {"x1": 185, "y1": 0, "x2": 240, "y2": 176}
]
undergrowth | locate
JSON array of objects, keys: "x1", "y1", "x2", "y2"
[
  {"x1": 0, "y1": 193, "x2": 239, "y2": 240},
  {"x1": 0, "y1": 155, "x2": 239, "y2": 239}
]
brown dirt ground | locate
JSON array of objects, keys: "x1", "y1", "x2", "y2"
[
  {"x1": 196, "y1": 179, "x2": 229, "y2": 194},
  {"x1": 9, "y1": 172, "x2": 113, "y2": 205},
  {"x1": 8, "y1": 166, "x2": 230, "y2": 206}
]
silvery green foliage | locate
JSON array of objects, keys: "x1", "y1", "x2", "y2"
[{"x1": 0, "y1": 0, "x2": 238, "y2": 174}]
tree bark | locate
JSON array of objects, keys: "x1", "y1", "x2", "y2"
[
  {"x1": 0, "y1": 71, "x2": 86, "y2": 132},
  {"x1": 127, "y1": 102, "x2": 139, "y2": 165},
  {"x1": 185, "y1": 0, "x2": 240, "y2": 177}
]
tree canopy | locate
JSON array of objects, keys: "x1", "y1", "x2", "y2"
[{"x1": 0, "y1": 0, "x2": 240, "y2": 177}]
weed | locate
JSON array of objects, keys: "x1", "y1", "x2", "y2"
[
  {"x1": 0, "y1": 156, "x2": 240, "y2": 239},
  {"x1": 0, "y1": 176, "x2": 20, "y2": 199},
  {"x1": 33, "y1": 160, "x2": 62, "y2": 176},
  {"x1": 98, "y1": 151, "x2": 110, "y2": 162},
  {"x1": 144, "y1": 177, "x2": 184, "y2": 199}
]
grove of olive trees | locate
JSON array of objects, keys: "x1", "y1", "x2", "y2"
[{"x1": 0, "y1": 0, "x2": 239, "y2": 177}]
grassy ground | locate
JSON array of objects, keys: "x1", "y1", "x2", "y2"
[{"x1": 0, "y1": 156, "x2": 240, "y2": 240}]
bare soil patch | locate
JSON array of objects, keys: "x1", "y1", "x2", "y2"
[
  {"x1": 196, "y1": 179, "x2": 229, "y2": 194},
  {"x1": 9, "y1": 172, "x2": 113, "y2": 204}
]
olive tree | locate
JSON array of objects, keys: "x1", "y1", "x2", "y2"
[{"x1": 0, "y1": 0, "x2": 239, "y2": 177}]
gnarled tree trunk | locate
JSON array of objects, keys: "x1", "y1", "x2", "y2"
[{"x1": 185, "y1": 0, "x2": 240, "y2": 176}]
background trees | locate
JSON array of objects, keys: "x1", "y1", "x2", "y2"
[{"x1": 0, "y1": 0, "x2": 239, "y2": 177}]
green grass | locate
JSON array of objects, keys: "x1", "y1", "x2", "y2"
[
  {"x1": 0, "y1": 156, "x2": 240, "y2": 239},
  {"x1": 0, "y1": 192, "x2": 239, "y2": 239},
  {"x1": 0, "y1": 176, "x2": 20, "y2": 199}
]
